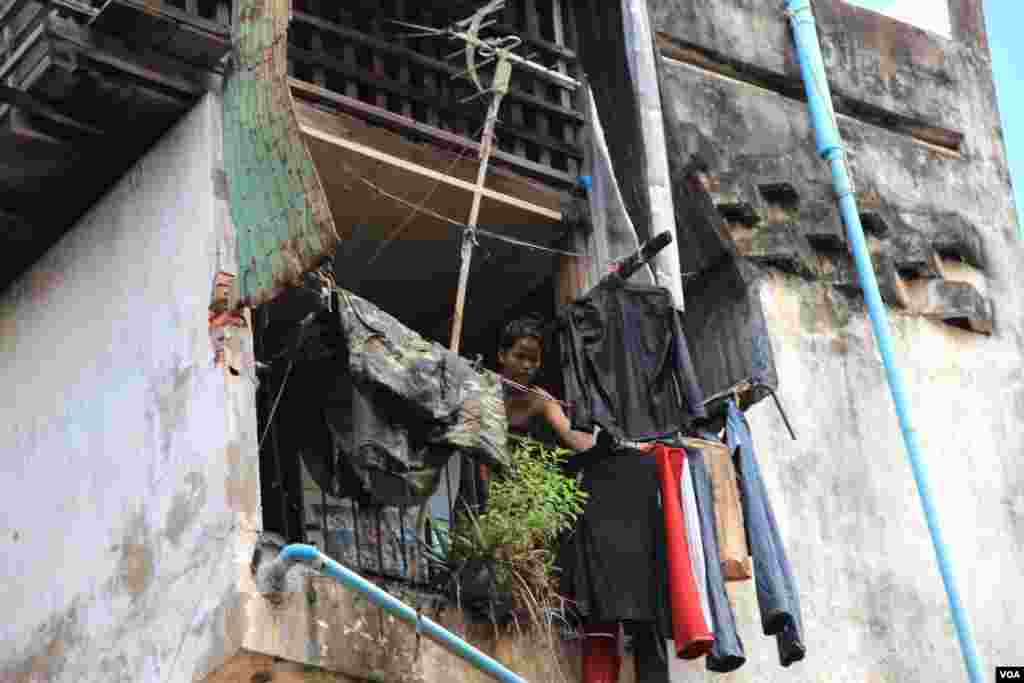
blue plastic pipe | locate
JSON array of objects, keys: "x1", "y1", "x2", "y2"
[
  {"x1": 264, "y1": 544, "x2": 529, "y2": 683},
  {"x1": 784, "y1": 2, "x2": 984, "y2": 681}
]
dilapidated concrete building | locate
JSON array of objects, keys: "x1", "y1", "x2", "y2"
[{"x1": 1, "y1": 0, "x2": 1021, "y2": 681}]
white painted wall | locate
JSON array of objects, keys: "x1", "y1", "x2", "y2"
[{"x1": 0, "y1": 92, "x2": 260, "y2": 683}]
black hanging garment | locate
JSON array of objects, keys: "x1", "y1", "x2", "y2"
[
  {"x1": 557, "y1": 279, "x2": 706, "y2": 441},
  {"x1": 558, "y1": 436, "x2": 672, "y2": 633}
]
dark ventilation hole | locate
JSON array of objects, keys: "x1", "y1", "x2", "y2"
[
  {"x1": 717, "y1": 202, "x2": 759, "y2": 226},
  {"x1": 859, "y1": 212, "x2": 889, "y2": 237},
  {"x1": 944, "y1": 317, "x2": 974, "y2": 332},
  {"x1": 935, "y1": 245, "x2": 967, "y2": 263},
  {"x1": 807, "y1": 233, "x2": 845, "y2": 251},
  {"x1": 196, "y1": 0, "x2": 223, "y2": 21},
  {"x1": 229, "y1": 366, "x2": 241, "y2": 377},
  {"x1": 758, "y1": 183, "x2": 800, "y2": 211}
]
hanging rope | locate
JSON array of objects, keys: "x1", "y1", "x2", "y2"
[{"x1": 259, "y1": 359, "x2": 294, "y2": 450}]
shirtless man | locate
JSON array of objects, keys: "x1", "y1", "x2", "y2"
[{"x1": 496, "y1": 315, "x2": 595, "y2": 452}]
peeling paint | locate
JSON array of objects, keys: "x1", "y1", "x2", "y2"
[
  {"x1": 165, "y1": 472, "x2": 208, "y2": 546},
  {"x1": 113, "y1": 511, "x2": 156, "y2": 600},
  {"x1": 224, "y1": 441, "x2": 257, "y2": 514},
  {"x1": 153, "y1": 365, "x2": 197, "y2": 459},
  {"x1": 2, "y1": 600, "x2": 84, "y2": 683},
  {"x1": 223, "y1": 0, "x2": 339, "y2": 309}
]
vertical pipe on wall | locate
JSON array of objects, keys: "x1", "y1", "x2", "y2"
[{"x1": 784, "y1": 2, "x2": 983, "y2": 681}]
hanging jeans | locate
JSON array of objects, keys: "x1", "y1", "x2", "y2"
[
  {"x1": 688, "y1": 449, "x2": 746, "y2": 673},
  {"x1": 726, "y1": 401, "x2": 806, "y2": 666}
]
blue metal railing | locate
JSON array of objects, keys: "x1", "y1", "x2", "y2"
[
  {"x1": 784, "y1": 2, "x2": 984, "y2": 681},
  {"x1": 263, "y1": 544, "x2": 529, "y2": 683}
]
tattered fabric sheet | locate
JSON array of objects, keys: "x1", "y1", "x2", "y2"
[
  {"x1": 573, "y1": 84, "x2": 657, "y2": 292},
  {"x1": 269, "y1": 283, "x2": 508, "y2": 509}
]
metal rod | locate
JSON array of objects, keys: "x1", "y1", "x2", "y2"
[
  {"x1": 265, "y1": 545, "x2": 529, "y2": 683},
  {"x1": 446, "y1": 458, "x2": 455, "y2": 526},
  {"x1": 766, "y1": 387, "x2": 797, "y2": 441},
  {"x1": 268, "y1": 399, "x2": 288, "y2": 540},
  {"x1": 786, "y1": 2, "x2": 983, "y2": 681},
  {"x1": 399, "y1": 504, "x2": 409, "y2": 579},
  {"x1": 375, "y1": 507, "x2": 385, "y2": 575},
  {"x1": 321, "y1": 488, "x2": 329, "y2": 557},
  {"x1": 611, "y1": 230, "x2": 673, "y2": 281},
  {"x1": 352, "y1": 500, "x2": 362, "y2": 570}
]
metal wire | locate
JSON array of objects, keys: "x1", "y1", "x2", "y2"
[
  {"x1": 359, "y1": 177, "x2": 584, "y2": 258},
  {"x1": 365, "y1": 122, "x2": 487, "y2": 267},
  {"x1": 259, "y1": 359, "x2": 294, "y2": 450}
]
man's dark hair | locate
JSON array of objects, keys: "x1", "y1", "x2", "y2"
[{"x1": 499, "y1": 313, "x2": 546, "y2": 352}]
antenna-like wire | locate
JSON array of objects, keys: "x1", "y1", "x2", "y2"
[{"x1": 381, "y1": 1, "x2": 581, "y2": 355}]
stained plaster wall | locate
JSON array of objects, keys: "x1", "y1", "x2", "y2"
[
  {"x1": 647, "y1": 0, "x2": 1024, "y2": 680},
  {"x1": 0, "y1": 92, "x2": 261, "y2": 682}
]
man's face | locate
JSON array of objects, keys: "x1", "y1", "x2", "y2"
[{"x1": 498, "y1": 336, "x2": 542, "y2": 385}]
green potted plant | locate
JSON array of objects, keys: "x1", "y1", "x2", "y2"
[{"x1": 447, "y1": 435, "x2": 588, "y2": 629}]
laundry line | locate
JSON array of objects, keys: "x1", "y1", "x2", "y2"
[
  {"x1": 360, "y1": 177, "x2": 585, "y2": 258},
  {"x1": 335, "y1": 280, "x2": 577, "y2": 409}
]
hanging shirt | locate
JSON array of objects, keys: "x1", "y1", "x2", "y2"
[{"x1": 557, "y1": 279, "x2": 706, "y2": 442}]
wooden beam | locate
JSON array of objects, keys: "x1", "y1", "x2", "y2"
[
  {"x1": 291, "y1": 12, "x2": 583, "y2": 123},
  {"x1": 289, "y1": 78, "x2": 576, "y2": 188},
  {"x1": 91, "y1": 0, "x2": 229, "y2": 37},
  {"x1": 297, "y1": 113, "x2": 563, "y2": 223},
  {"x1": 392, "y1": 0, "x2": 414, "y2": 119},
  {"x1": 51, "y1": 0, "x2": 99, "y2": 19},
  {"x1": 0, "y1": 204, "x2": 33, "y2": 242},
  {"x1": 0, "y1": 20, "x2": 43, "y2": 82},
  {"x1": 7, "y1": 108, "x2": 69, "y2": 146},
  {"x1": 0, "y1": 0, "x2": 32, "y2": 26},
  {"x1": 491, "y1": 21, "x2": 575, "y2": 60},
  {"x1": 0, "y1": 84, "x2": 104, "y2": 135},
  {"x1": 51, "y1": 19, "x2": 208, "y2": 97},
  {"x1": 288, "y1": 46, "x2": 583, "y2": 159}
]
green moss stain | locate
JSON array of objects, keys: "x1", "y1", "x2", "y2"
[{"x1": 223, "y1": 0, "x2": 338, "y2": 308}]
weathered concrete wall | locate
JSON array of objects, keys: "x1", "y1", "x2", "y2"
[
  {"x1": 225, "y1": 569, "x2": 583, "y2": 683},
  {"x1": 0, "y1": 93, "x2": 261, "y2": 682},
  {"x1": 647, "y1": 0, "x2": 1024, "y2": 680}
]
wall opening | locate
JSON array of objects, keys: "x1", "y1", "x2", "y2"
[
  {"x1": 252, "y1": 237, "x2": 565, "y2": 590},
  {"x1": 842, "y1": 0, "x2": 952, "y2": 39}
]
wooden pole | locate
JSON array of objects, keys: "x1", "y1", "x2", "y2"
[
  {"x1": 445, "y1": 0, "x2": 578, "y2": 353},
  {"x1": 449, "y1": 58, "x2": 511, "y2": 353}
]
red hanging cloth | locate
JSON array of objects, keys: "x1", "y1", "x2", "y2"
[{"x1": 654, "y1": 444, "x2": 715, "y2": 659}]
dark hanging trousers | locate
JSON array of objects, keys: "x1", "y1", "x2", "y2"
[{"x1": 726, "y1": 401, "x2": 806, "y2": 666}]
